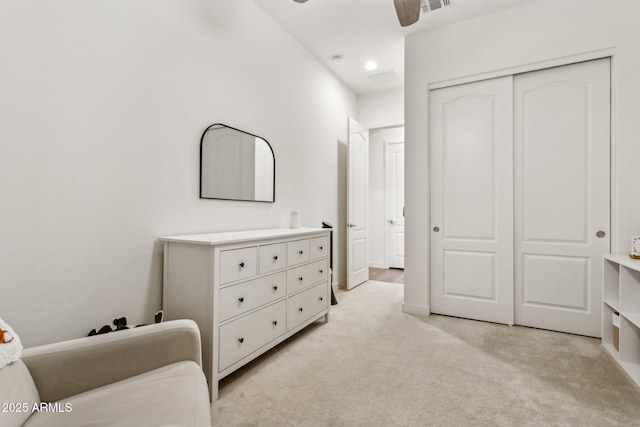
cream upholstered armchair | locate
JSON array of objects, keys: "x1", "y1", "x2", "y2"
[{"x1": 1, "y1": 319, "x2": 211, "y2": 427}]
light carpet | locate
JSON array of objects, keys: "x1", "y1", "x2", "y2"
[{"x1": 211, "y1": 280, "x2": 640, "y2": 426}]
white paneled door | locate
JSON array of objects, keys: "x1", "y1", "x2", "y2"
[
  {"x1": 386, "y1": 142, "x2": 405, "y2": 269},
  {"x1": 430, "y1": 76, "x2": 515, "y2": 325},
  {"x1": 347, "y1": 117, "x2": 369, "y2": 290},
  {"x1": 514, "y1": 59, "x2": 610, "y2": 337},
  {"x1": 430, "y1": 59, "x2": 610, "y2": 337}
]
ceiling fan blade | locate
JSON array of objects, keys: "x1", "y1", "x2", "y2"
[{"x1": 393, "y1": 0, "x2": 421, "y2": 27}]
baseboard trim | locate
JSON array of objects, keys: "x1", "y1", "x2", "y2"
[{"x1": 402, "y1": 303, "x2": 430, "y2": 316}]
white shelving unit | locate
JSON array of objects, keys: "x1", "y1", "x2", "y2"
[{"x1": 602, "y1": 254, "x2": 640, "y2": 387}]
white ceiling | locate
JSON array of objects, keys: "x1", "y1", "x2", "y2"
[{"x1": 253, "y1": 0, "x2": 539, "y2": 94}]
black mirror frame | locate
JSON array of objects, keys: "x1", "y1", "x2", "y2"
[{"x1": 199, "y1": 123, "x2": 276, "y2": 203}]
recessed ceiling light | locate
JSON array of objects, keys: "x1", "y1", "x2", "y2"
[{"x1": 364, "y1": 60, "x2": 378, "y2": 71}]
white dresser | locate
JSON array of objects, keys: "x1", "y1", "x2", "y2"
[{"x1": 159, "y1": 228, "x2": 331, "y2": 401}]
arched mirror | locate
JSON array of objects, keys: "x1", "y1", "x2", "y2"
[{"x1": 200, "y1": 124, "x2": 275, "y2": 202}]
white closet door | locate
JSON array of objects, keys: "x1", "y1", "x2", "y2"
[
  {"x1": 386, "y1": 141, "x2": 405, "y2": 269},
  {"x1": 430, "y1": 76, "x2": 514, "y2": 325},
  {"x1": 514, "y1": 59, "x2": 610, "y2": 337}
]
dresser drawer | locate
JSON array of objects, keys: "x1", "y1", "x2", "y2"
[
  {"x1": 219, "y1": 272, "x2": 286, "y2": 322},
  {"x1": 259, "y1": 243, "x2": 287, "y2": 274},
  {"x1": 287, "y1": 239, "x2": 310, "y2": 266},
  {"x1": 287, "y1": 282, "x2": 328, "y2": 331},
  {"x1": 287, "y1": 258, "x2": 328, "y2": 294},
  {"x1": 220, "y1": 247, "x2": 257, "y2": 285},
  {"x1": 219, "y1": 300, "x2": 286, "y2": 372},
  {"x1": 309, "y1": 235, "x2": 329, "y2": 260}
]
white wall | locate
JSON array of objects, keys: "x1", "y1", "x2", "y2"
[
  {"x1": 357, "y1": 86, "x2": 404, "y2": 130},
  {"x1": 368, "y1": 126, "x2": 404, "y2": 268},
  {"x1": 0, "y1": 0, "x2": 356, "y2": 346},
  {"x1": 404, "y1": 0, "x2": 640, "y2": 314}
]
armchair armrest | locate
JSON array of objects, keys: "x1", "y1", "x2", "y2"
[{"x1": 21, "y1": 319, "x2": 202, "y2": 403}]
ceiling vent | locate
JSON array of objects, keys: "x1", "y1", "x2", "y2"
[
  {"x1": 421, "y1": 0, "x2": 454, "y2": 13},
  {"x1": 366, "y1": 68, "x2": 400, "y2": 85}
]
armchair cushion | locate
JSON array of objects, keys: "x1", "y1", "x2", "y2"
[
  {"x1": 0, "y1": 360, "x2": 40, "y2": 427},
  {"x1": 23, "y1": 360, "x2": 210, "y2": 427}
]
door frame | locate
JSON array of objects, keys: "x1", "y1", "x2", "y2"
[
  {"x1": 425, "y1": 49, "x2": 616, "y2": 318},
  {"x1": 384, "y1": 139, "x2": 405, "y2": 269}
]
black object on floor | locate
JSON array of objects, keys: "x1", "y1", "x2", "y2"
[{"x1": 322, "y1": 221, "x2": 338, "y2": 306}]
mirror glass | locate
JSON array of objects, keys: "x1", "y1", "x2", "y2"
[{"x1": 200, "y1": 124, "x2": 275, "y2": 202}]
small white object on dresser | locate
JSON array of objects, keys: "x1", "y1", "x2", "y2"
[
  {"x1": 602, "y1": 254, "x2": 640, "y2": 388},
  {"x1": 159, "y1": 228, "x2": 331, "y2": 401}
]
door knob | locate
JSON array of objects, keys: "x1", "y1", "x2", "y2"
[
  {"x1": 347, "y1": 223, "x2": 358, "y2": 228},
  {"x1": 433, "y1": 226, "x2": 440, "y2": 232},
  {"x1": 388, "y1": 219, "x2": 396, "y2": 224},
  {"x1": 596, "y1": 230, "x2": 606, "y2": 238}
]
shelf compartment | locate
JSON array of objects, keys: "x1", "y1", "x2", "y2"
[
  {"x1": 622, "y1": 311, "x2": 640, "y2": 330},
  {"x1": 603, "y1": 297, "x2": 620, "y2": 312},
  {"x1": 603, "y1": 258, "x2": 620, "y2": 307},
  {"x1": 620, "y1": 266, "x2": 640, "y2": 316},
  {"x1": 620, "y1": 316, "x2": 640, "y2": 369}
]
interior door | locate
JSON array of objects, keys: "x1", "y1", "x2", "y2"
[
  {"x1": 514, "y1": 59, "x2": 610, "y2": 337},
  {"x1": 386, "y1": 141, "x2": 405, "y2": 269},
  {"x1": 347, "y1": 117, "x2": 369, "y2": 290},
  {"x1": 430, "y1": 76, "x2": 514, "y2": 325}
]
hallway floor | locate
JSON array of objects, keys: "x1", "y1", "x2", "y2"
[{"x1": 368, "y1": 267, "x2": 404, "y2": 284}]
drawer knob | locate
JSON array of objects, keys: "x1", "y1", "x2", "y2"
[
  {"x1": 299, "y1": 250, "x2": 304, "y2": 255},
  {"x1": 272, "y1": 320, "x2": 278, "y2": 326},
  {"x1": 238, "y1": 338, "x2": 244, "y2": 344},
  {"x1": 319, "y1": 297, "x2": 323, "y2": 301},
  {"x1": 273, "y1": 255, "x2": 278, "y2": 261},
  {"x1": 319, "y1": 246, "x2": 323, "y2": 250},
  {"x1": 298, "y1": 307, "x2": 303, "y2": 312},
  {"x1": 239, "y1": 262, "x2": 245, "y2": 268},
  {"x1": 319, "y1": 270, "x2": 323, "y2": 274},
  {"x1": 238, "y1": 297, "x2": 244, "y2": 303},
  {"x1": 273, "y1": 285, "x2": 278, "y2": 291},
  {"x1": 298, "y1": 277, "x2": 303, "y2": 281}
]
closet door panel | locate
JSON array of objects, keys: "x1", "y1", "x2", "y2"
[
  {"x1": 514, "y1": 58, "x2": 610, "y2": 337},
  {"x1": 430, "y1": 76, "x2": 514, "y2": 325},
  {"x1": 521, "y1": 82, "x2": 589, "y2": 243}
]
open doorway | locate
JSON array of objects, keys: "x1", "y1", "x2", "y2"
[{"x1": 368, "y1": 126, "x2": 404, "y2": 282}]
